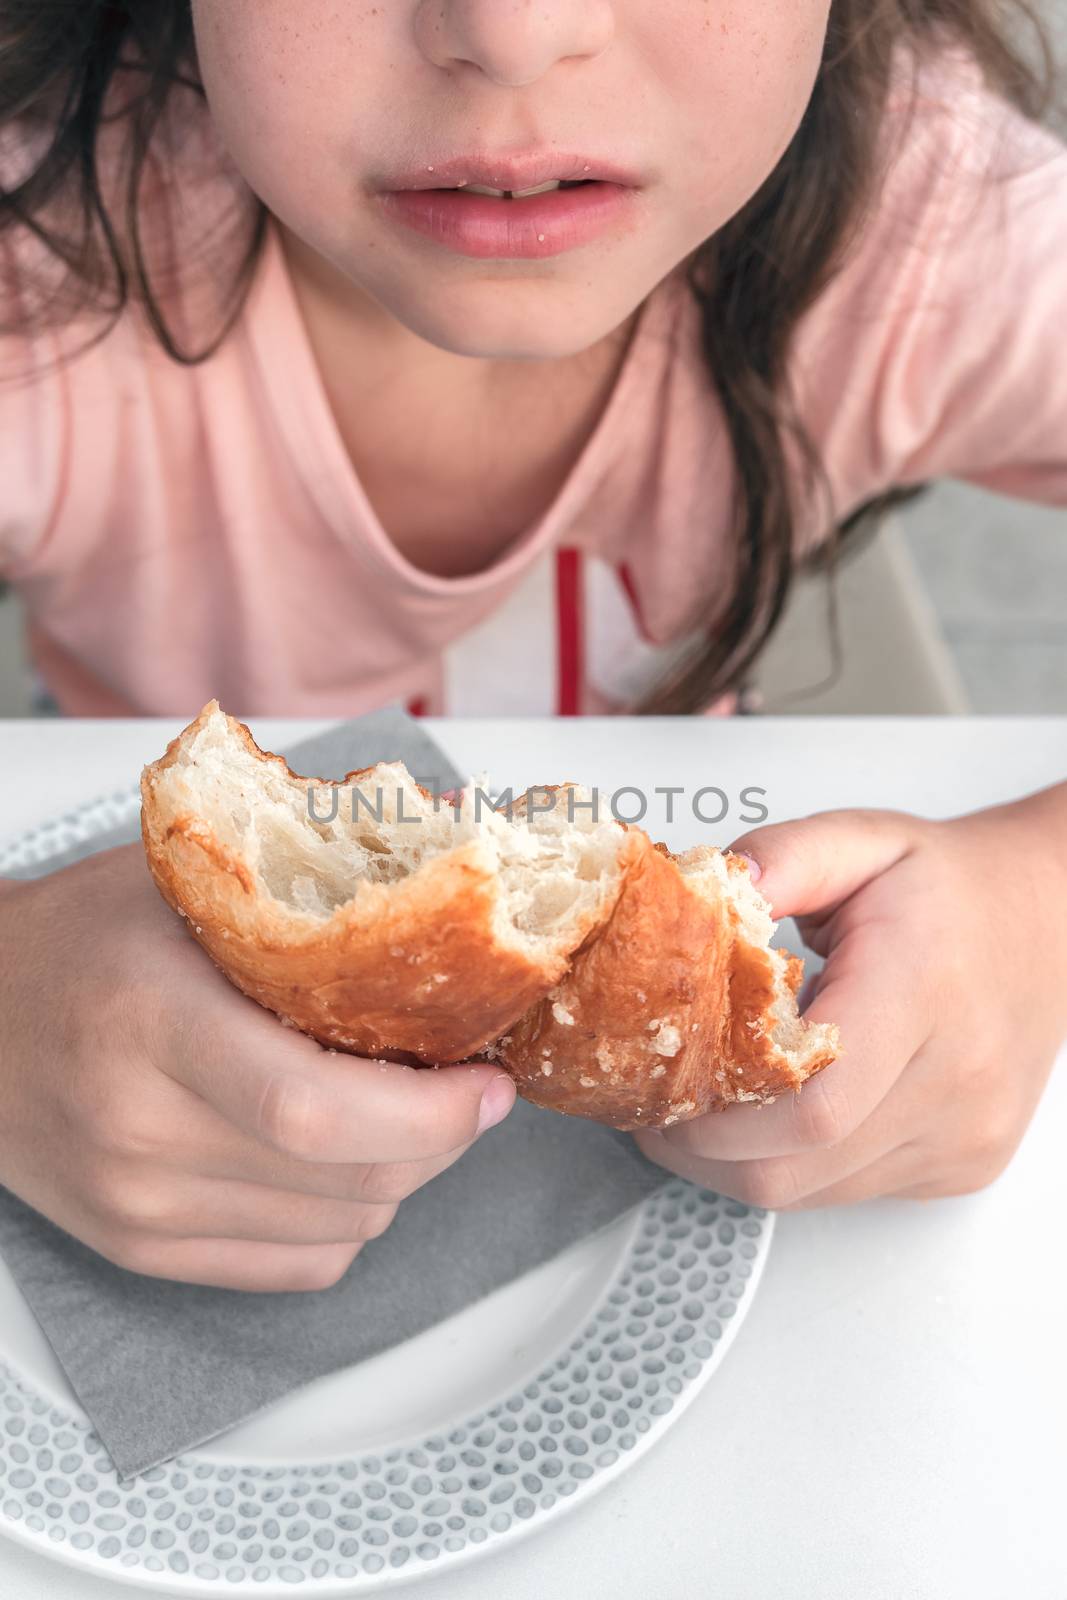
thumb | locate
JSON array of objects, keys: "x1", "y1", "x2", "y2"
[{"x1": 727, "y1": 807, "x2": 919, "y2": 920}]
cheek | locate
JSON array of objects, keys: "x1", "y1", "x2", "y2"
[
  {"x1": 190, "y1": 0, "x2": 375, "y2": 226},
  {"x1": 652, "y1": 0, "x2": 830, "y2": 230}
]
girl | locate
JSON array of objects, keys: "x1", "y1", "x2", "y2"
[{"x1": 0, "y1": 2, "x2": 1064, "y2": 1292}]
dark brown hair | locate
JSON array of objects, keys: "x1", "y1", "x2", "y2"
[{"x1": 0, "y1": 1, "x2": 1061, "y2": 710}]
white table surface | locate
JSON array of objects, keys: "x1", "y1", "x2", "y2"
[{"x1": 1, "y1": 715, "x2": 1066, "y2": 1600}]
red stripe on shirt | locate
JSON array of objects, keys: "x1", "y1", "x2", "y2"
[
  {"x1": 617, "y1": 561, "x2": 654, "y2": 644},
  {"x1": 555, "y1": 548, "x2": 583, "y2": 716}
]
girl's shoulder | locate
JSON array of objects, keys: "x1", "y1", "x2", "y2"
[
  {"x1": 787, "y1": 31, "x2": 1067, "y2": 338},
  {"x1": 879, "y1": 35, "x2": 1066, "y2": 216},
  {"x1": 784, "y1": 36, "x2": 1067, "y2": 528}
]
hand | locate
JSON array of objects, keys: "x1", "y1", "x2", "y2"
[
  {"x1": 632, "y1": 789, "x2": 1067, "y2": 1208},
  {"x1": 0, "y1": 845, "x2": 515, "y2": 1290}
]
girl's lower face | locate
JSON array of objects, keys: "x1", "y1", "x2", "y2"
[{"x1": 190, "y1": 0, "x2": 832, "y2": 359}]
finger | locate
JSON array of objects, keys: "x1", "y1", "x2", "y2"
[
  {"x1": 158, "y1": 986, "x2": 515, "y2": 1164},
  {"x1": 791, "y1": 913, "x2": 838, "y2": 960},
  {"x1": 119, "y1": 1083, "x2": 478, "y2": 1203},
  {"x1": 198, "y1": 1122, "x2": 475, "y2": 1206},
  {"x1": 90, "y1": 1232, "x2": 367, "y2": 1294},
  {"x1": 656, "y1": 919, "x2": 934, "y2": 1162},
  {"x1": 115, "y1": 1173, "x2": 401, "y2": 1245},
  {"x1": 772, "y1": 1143, "x2": 921, "y2": 1208},
  {"x1": 632, "y1": 1127, "x2": 905, "y2": 1210},
  {"x1": 728, "y1": 808, "x2": 921, "y2": 921},
  {"x1": 795, "y1": 965, "x2": 825, "y2": 1013},
  {"x1": 632, "y1": 1065, "x2": 915, "y2": 1209}
]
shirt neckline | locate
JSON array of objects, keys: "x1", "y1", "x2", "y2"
[{"x1": 244, "y1": 217, "x2": 682, "y2": 600}]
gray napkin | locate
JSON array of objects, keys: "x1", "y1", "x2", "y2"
[{"x1": 0, "y1": 708, "x2": 672, "y2": 1483}]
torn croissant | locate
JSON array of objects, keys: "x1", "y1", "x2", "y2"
[{"x1": 140, "y1": 701, "x2": 839, "y2": 1129}]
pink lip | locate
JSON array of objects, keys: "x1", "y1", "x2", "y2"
[
  {"x1": 375, "y1": 182, "x2": 641, "y2": 260},
  {"x1": 380, "y1": 151, "x2": 644, "y2": 192}
]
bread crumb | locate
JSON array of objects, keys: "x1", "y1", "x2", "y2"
[
  {"x1": 432, "y1": 973, "x2": 449, "y2": 984},
  {"x1": 650, "y1": 1022, "x2": 682, "y2": 1057},
  {"x1": 595, "y1": 1043, "x2": 615, "y2": 1073},
  {"x1": 551, "y1": 1002, "x2": 576, "y2": 1026},
  {"x1": 690, "y1": 1022, "x2": 699, "y2": 1031},
  {"x1": 649, "y1": 1064, "x2": 666, "y2": 1079},
  {"x1": 635, "y1": 990, "x2": 646, "y2": 1004},
  {"x1": 579, "y1": 1075, "x2": 596, "y2": 1088},
  {"x1": 541, "y1": 1062, "x2": 553, "y2": 1077},
  {"x1": 389, "y1": 946, "x2": 403, "y2": 957}
]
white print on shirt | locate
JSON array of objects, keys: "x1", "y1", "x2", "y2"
[{"x1": 436, "y1": 548, "x2": 705, "y2": 717}]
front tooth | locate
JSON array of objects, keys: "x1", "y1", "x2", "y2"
[{"x1": 461, "y1": 181, "x2": 562, "y2": 198}]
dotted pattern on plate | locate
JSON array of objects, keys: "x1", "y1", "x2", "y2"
[
  {"x1": 1, "y1": 1186, "x2": 768, "y2": 1589},
  {"x1": 0, "y1": 786, "x2": 142, "y2": 874}
]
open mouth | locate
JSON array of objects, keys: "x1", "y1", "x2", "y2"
[
  {"x1": 437, "y1": 179, "x2": 597, "y2": 199},
  {"x1": 377, "y1": 175, "x2": 635, "y2": 258}
]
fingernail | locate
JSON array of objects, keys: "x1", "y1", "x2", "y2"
[
  {"x1": 477, "y1": 1073, "x2": 515, "y2": 1134},
  {"x1": 731, "y1": 850, "x2": 762, "y2": 882}
]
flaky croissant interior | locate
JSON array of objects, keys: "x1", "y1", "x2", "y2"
[
  {"x1": 673, "y1": 844, "x2": 826, "y2": 1069},
  {"x1": 154, "y1": 705, "x2": 629, "y2": 963}
]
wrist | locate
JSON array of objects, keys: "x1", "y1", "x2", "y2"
[
  {"x1": 955, "y1": 781, "x2": 1067, "y2": 1027},
  {"x1": 988, "y1": 780, "x2": 1067, "y2": 876},
  {"x1": 946, "y1": 778, "x2": 1067, "y2": 852}
]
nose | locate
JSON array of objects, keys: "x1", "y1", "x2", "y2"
[{"x1": 414, "y1": 0, "x2": 615, "y2": 87}]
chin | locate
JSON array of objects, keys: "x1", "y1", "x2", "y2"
[{"x1": 376, "y1": 274, "x2": 633, "y2": 363}]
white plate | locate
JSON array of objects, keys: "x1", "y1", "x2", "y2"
[{"x1": 0, "y1": 791, "x2": 775, "y2": 1595}]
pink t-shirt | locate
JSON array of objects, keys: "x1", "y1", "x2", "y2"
[{"x1": 2, "y1": 45, "x2": 1065, "y2": 719}]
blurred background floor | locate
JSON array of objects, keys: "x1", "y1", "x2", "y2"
[{"x1": 898, "y1": 483, "x2": 1066, "y2": 714}]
